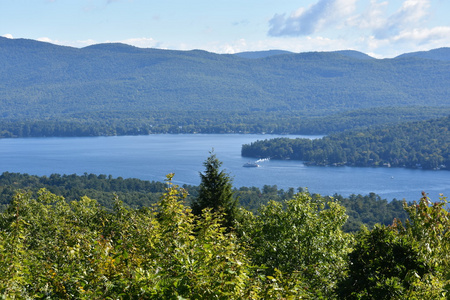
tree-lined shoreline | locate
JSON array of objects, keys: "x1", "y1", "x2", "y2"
[{"x1": 242, "y1": 115, "x2": 450, "y2": 170}]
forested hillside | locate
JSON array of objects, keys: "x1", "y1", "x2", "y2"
[
  {"x1": 242, "y1": 115, "x2": 450, "y2": 170},
  {"x1": 1, "y1": 37, "x2": 449, "y2": 136}
]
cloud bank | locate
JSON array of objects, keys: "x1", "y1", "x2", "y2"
[
  {"x1": 268, "y1": 0, "x2": 450, "y2": 55},
  {"x1": 268, "y1": 0, "x2": 357, "y2": 36}
]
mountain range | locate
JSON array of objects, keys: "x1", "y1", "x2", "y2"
[{"x1": 0, "y1": 37, "x2": 449, "y2": 124}]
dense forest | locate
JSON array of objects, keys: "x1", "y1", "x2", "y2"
[
  {"x1": 1, "y1": 37, "x2": 450, "y2": 138},
  {"x1": 1, "y1": 106, "x2": 450, "y2": 138},
  {"x1": 242, "y1": 115, "x2": 450, "y2": 170},
  {"x1": 0, "y1": 172, "x2": 408, "y2": 232},
  {"x1": 2, "y1": 38, "x2": 450, "y2": 119},
  {"x1": 0, "y1": 168, "x2": 448, "y2": 298}
]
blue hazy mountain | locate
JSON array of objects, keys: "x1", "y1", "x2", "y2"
[
  {"x1": 1, "y1": 37, "x2": 449, "y2": 120},
  {"x1": 396, "y1": 47, "x2": 450, "y2": 61},
  {"x1": 332, "y1": 50, "x2": 374, "y2": 60},
  {"x1": 233, "y1": 50, "x2": 293, "y2": 59}
]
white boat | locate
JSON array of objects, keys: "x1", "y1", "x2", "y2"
[{"x1": 243, "y1": 162, "x2": 260, "y2": 168}]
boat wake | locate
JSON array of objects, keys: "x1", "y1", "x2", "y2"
[{"x1": 243, "y1": 158, "x2": 270, "y2": 168}]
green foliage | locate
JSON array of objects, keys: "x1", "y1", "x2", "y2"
[
  {"x1": 151, "y1": 174, "x2": 253, "y2": 298},
  {"x1": 0, "y1": 174, "x2": 448, "y2": 298},
  {"x1": 242, "y1": 115, "x2": 450, "y2": 170},
  {"x1": 0, "y1": 172, "x2": 168, "y2": 210},
  {"x1": 397, "y1": 193, "x2": 450, "y2": 293},
  {"x1": 332, "y1": 193, "x2": 409, "y2": 232},
  {"x1": 240, "y1": 191, "x2": 353, "y2": 297},
  {"x1": 337, "y1": 193, "x2": 450, "y2": 299},
  {"x1": 192, "y1": 152, "x2": 238, "y2": 229},
  {"x1": 1, "y1": 175, "x2": 311, "y2": 299},
  {"x1": 0, "y1": 178, "x2": 255, "y2": 298},
  {"x1": 0, "y1": 172, "x2": 410, "y2": 232},
  {"x1": 336, "y1": 225, "x2": 431, "y2": 299}
]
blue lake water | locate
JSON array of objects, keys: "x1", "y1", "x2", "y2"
[{"x1": 1, "y1": 134, "x2": 449, "y2": 202}]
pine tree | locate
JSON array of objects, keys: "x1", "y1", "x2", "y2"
[{"x1": 192, "y1": 152, "x2": 238, "y2": 228}]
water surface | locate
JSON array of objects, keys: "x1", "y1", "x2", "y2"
[{"x1": 1, "y1": 134, "x2": 448, "y2": 202}]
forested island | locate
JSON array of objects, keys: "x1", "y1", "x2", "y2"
[
  {"x1": 242, "y1": 115, "x2": 450, "y2": 170},
  {"x1": 0, "y1": 154, "x2": 448, "y2": 298}
]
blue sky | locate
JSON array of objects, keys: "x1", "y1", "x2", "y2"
[{"x1": 1, "y1": 0, "x2": 450, "y2": 58}]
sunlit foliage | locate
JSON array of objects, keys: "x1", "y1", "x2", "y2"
[{"x1": 0, "y1": 174, "x2": 448, "y2": 298}]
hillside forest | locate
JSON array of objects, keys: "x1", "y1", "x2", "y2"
[{"x1": 1, "y1": 37, "x2": 450, "y2": 138}]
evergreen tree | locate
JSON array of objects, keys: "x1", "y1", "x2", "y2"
[{"x1": 192, "y1": 152, "x2": 238, "y2": 228}]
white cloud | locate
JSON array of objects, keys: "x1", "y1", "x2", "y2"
[
  {"x1": 346, "y1": 0, "x2": 388, "y2": 30},
  {"x1": 266, "y1": 0, "x2": 450, "y2": 57},
  {"x1": 2, "y1": 34, "x2": 14, "y2": 39},
  {"x1": 37, "y1": 37, "x2": 55, "y2": 43},
  {"x1": 216, "y1": 39, "x2": 249, "y2": 54},
  {"x1": 392, "y1": 26, "x2": 450, "y2": 45},
  {"x1": 72, "y1": 39, "x2": 98, "y2": 47},
  {"x1": 35, "y1": 37, "x2": 97, "y2": 48},
  {"x1": 269, "y1": 0, "x2": 432, "y2": 39},
  {"x1": 203, "y1": 36, "x2": 349, "y2": 55},
  {"x1": 118, "y1": 37, "x2": 159, "y2": 48},
  {"x1": 360, "y1": 0, "x2": 450, "y2": 55},
  {"x1": 373, "y1": 0, "x2": 431, "y2": 39},
  {"x1": 268, "y1": 0, "x2": 357, "y2": 36}
]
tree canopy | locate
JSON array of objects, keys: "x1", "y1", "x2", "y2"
[
  {"x1": 1, "y1": 179, "x2": 447, "y2": 298},
  {"x1": 191, "y1": 152, "x2": 238, "y2": 228}
]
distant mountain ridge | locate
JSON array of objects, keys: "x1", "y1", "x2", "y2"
[
  {"x1": 233, "y1": 49, "x2": 375, "y2": 60},
  {"x1": 233, "y1": 50, "x2": 293, "y2": 59},
  {"x1": 332, "y1": 50, "x2": 374, "y2": 60},
  {"x1": 396, "y1": 47, "x2": 450, "y2": 61},
  {"x1": 0, "y1": 37, "x2": 449, "y2": 122}
]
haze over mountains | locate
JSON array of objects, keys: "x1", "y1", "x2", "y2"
[{"x1": 0, "y1": 37, "x2": 449, "y2": 124}]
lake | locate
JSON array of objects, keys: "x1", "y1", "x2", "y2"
[{"x1": 1, "y1": 134, "x2": 449, "y2": 202}]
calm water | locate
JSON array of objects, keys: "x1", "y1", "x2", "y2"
[{"x1": 1, "y1": 134, "x2": 449, "y2": 202}]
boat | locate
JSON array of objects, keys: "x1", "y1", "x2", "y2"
[{"x1": 243, "y1": 162, "x2": 260, "y2": 168}]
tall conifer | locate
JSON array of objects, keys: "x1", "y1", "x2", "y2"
[{"x1": 192, "y1": 151, "x2": 237, "y2": 228}]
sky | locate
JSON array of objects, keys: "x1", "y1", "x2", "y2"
[{"x1": 1, "y1": 0, "x2": 450, "y2": 58}]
